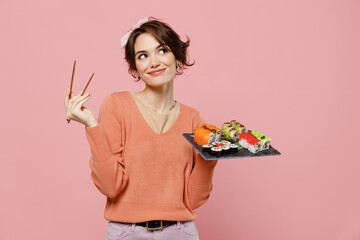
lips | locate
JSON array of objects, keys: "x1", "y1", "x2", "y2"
[{"x1": 148, "y1": 68, "x2": 166, "y2": 75}]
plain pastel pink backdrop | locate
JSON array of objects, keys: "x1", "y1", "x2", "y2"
[{"x1": 1, "y1": 0, "x2": 360, "y2": 239}]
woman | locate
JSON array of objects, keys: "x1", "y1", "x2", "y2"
[{"x1": 64, "y1": 16, "x2": 217, "y2": 240}]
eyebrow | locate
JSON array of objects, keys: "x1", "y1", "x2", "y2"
[{"x1": 135, "y1": 44, "x2": 163, "y2": 57}]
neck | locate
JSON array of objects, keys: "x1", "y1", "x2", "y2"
[{"x1": 136, "y1": 80, "x2": 176, "y2": 114}]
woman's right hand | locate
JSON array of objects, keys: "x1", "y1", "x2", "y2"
[{"x1": 64, "y1": 88, "x2": 98, "y2": 127}]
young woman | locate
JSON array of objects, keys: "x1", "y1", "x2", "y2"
[{"x1": 64, "y1": 16, "x2": 217, "y2": 240}]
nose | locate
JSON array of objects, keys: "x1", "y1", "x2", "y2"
[{"x1": 150, "y1": 54, "x2": 160, "y2": 68}]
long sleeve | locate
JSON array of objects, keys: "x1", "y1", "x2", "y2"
[
  {"x1": 188, "y1": 112, "x2": 218, "y2": 210},
  {"x1": 85, "y1": 94, "x2": 128, "y2": 199}
]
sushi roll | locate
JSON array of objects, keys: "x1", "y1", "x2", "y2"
[
  {"x1": 229, "y1": 144, "x2": 239, "y2": 154},
  {"x1": 251, "y1": 130, "x2": 272, "y2": 150},
  {"x1": 223, "y1": 128, "x2": 240, "y2": 142},
  {"x1": 194, "y1": 126, "x2": 214, "y2": 145},
  {"x1": 203, "y1": 124, "x2": 222, "y2": 143},
  {"x1": 211, "y1": 147, "x2": 222, "y2": 158},
  {"x1": 202, "y1": 144, "x2": 212, "y2": 153},
  {"x1": 222, "y1": 122, "x2": 232, "y2": 132},
  {"x1": 222, "y1": 120, "x2": 246, "y2": 142},
  {"x1": 238, "y1": 132, "x2": 261, "y2": 154},
  {"x1": 194, "y1": 123, "x2": 221, "y2": 145},
  {"x1": 221, "y1": 140, "x2": 231, "y2": 146},
  {"x1": 235, "y1": 124, "x2": 246, "y2": 135},
  {"x1": 221, "y1": 145, "x2": 230, "y2": 155}
]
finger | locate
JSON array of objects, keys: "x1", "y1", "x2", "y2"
[
  {"x1": 65, "y1": 88, "x2": 70, "y2": 100},
  {"x1": 75, "y1": 94, "x2": 91, "y2": 110},
  {"x1": 69, "y1": 91, "x2": 84, "y2": 103},
  {"x1": 65, "y1": 88, "x2": 71, "y2": 101},
  {"x1": 75, "y1": 92, "x2": 90, "y2": 103},
  {"x1": 65, "y1": 88, "x2": 73, "y2": 108},
  {"x1": 70, "y1": 93, "x2": 90, "y2": 112},
  {"x1": 72, "y1": 96, "x2": 91, "y2": 117},
  {"x1": 67, "y1": 92, "x2": 78, "y2": 104},
  {"x1": 73, "y1": 93, "x2": 90, "y2": 107}
]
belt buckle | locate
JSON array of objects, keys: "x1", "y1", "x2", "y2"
[{"x1": 146, "y1": 220, "x2": 163, "y2": 231}]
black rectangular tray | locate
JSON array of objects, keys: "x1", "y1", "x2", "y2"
[{"x1": 183, "y1": 133, "x2": 281, "y2": 160}]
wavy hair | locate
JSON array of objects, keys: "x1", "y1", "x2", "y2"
[{"x1": 124, "y1": 17, "x2": 195, "y2": 81}]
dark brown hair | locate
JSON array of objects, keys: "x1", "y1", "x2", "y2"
[{"x1": 124, "y1": 17, "x2": 195, "y2": 81}]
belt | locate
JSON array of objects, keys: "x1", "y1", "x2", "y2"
[{"x1": 136, "y1": 220, "x2": 178, "y2": 231}]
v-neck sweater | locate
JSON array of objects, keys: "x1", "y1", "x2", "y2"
[
  {"x1": 129, "y1": 91, "x2": 180, "y2": 134},
  {"x1": 85, "y1": 91, "x2": 217, "y2": 223}
]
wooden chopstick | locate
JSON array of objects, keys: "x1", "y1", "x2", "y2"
[
  {"x1": 67, "y1": 61, "x2": 94, "y2": 124},
  {"x1": 67, "y1": 60, "x2": 76, "y2": 123},
  {"x1": 69, "y1": 60, "x2": 76, "y2": 97},
  {"x1": 81, "y1": 73, "x2": 94, "y2": 96}
]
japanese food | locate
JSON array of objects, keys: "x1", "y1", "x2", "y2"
[
  {"x1": 201, "y1": 144, "x2": 212, "y2": 153},
  {"x1": 221, "y1": 140, "x2": 231, "y2": 146},
  {"x1": 251, "y1": 130, "x2": 272, "y2": 150},
  {"x1": 221, "y1": 145, "x2": 230, "y2": 155},
  {"x1": 194, "y1": 123, "x2": 222, "y2": 145},
  {"x1": 222, "y1": 120, "x2": 246, "y2": 142},
  {"x1": 229, "y1": 144, "x2": 239, "y2": 154},
  {"x1": 203, "y1": 123, "x2": 222, "y2": 142},
  {"x1": 211, "y1": 147, "x2": 222, "y2": 157},
  {"x1": 238, "y1": 132, "x2": 261, "y2": 154},
  {"x1": 195, "y1": 120, "x2": 274, "y2": 157},
  {"x1": 224, "y1": 128, "x2": 240, "y2": 142},
  {"x1": 213, "y1": 141, "x2": 223, "y2": 147}
]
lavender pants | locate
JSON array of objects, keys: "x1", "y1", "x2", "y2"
[{"x1": 105, "y1": 221, "x2": 200, "y2": 240}]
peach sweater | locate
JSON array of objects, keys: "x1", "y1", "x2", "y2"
[{"x1": 85, "y1": 91, "x2": 217, "y2": 223}]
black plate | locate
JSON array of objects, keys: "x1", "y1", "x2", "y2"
[{"x1": 183, "y1": 133, "x2": 281, "y2": 160}]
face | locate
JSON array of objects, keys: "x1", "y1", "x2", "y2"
[{"x1": 133, "y1": 33, "x2": 178, "y2": 87}]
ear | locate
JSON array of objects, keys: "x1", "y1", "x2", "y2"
[{"x1": 132, "y1": 70, "x2": 139, "y2": 77}]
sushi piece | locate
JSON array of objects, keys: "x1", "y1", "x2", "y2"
[
  {"x1": 201, "y1": 144, "x2": 212, "y2": 153},
  {"x1": 194, "y1": 126, "x2": 215, "y2": 145},
  {"x1": 221, "y1": 122, "x2": 232, "y2": 132},
  {"x1": 223, "y1": 127, "x2": 240, "y2": 142},
  {"x1": 229, "y1": 144, "x2": 239, "y2": 154},
  {"x1": 221, "y1": 140, "x2": 231, "y2": 146},
  {"x1": 221, "y1": 145, "x2": 230, "y2": 155},
  {"x1": 221, "y1": 120, "x2": 247, "y2": 142},
  {"x1": 235, "y1": 124, "x2": 246, "y2": 134},
  {"x1": 203, "y1": 123, "x2": 222, "y2": 142},
  {"x1": 238, "y1": 132, "x2": 261, "y2": 154},
  {"x1": 251, "y1": 130, "x2": 272, "y2": 150},
  {"x1": 211, "y1": 147, "x2": 222, "y2": 158},
  {"x1": 230, "y1": 121, "x2": 246, "y2": 134},
  {"x1": 194, "y1": 123, "x2": 221, "y2": 145},
  {"x1": 214, "y1": 141, "x2": 223, "y2": 147}
]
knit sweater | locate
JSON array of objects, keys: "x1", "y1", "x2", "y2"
[{"x1": 85, "y1": 91, "x2": 217, "y2": 223}]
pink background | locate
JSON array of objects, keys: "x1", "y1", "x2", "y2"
[{"x1": 1, "y1": 0, "x2": 360, "y2": 239}]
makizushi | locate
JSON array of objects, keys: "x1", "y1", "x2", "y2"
[
  {"x1": 210, "y1": 147, "x2": 222, "y2": 158},
  {"x1": 251, "y1": 130, "x2": 271, "y2": 150},
  {"x1": 213, "y1": 141, "x2": 223, "y2": 147},
  {"x1": 229, "y1": 144, "x2": 238, "y2": 154},
  {"x1": 238, "y1": 132, "x2": 261, "y2": 154},
  {"x1": 194, "y1": 123, "x2": 222, "y2": 145},
  {"x1": 221, "y1": 145, "x2": 230, "y2": 155},
  {"x1": 221, "y1": 140, "x2": 231, "y2": 146},
  {"x1": 201, "y1": 144, "x2": 212, "y2": 153}
]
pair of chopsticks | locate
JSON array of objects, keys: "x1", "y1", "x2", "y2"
[{"x1": 67, "y1": 60, "x2": 94, "y2": 123}]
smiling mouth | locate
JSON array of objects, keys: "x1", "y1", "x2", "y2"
[{"x1": 148, "y1": 68, "x2": 166, "y2": 75}]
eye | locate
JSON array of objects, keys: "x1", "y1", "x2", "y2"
[
  {"x1": 159, "y1": 48, "x2": 168, "y2": 54},
  {"x1": 138, "y1": 54, "x2": 146, "y2": 60}
]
